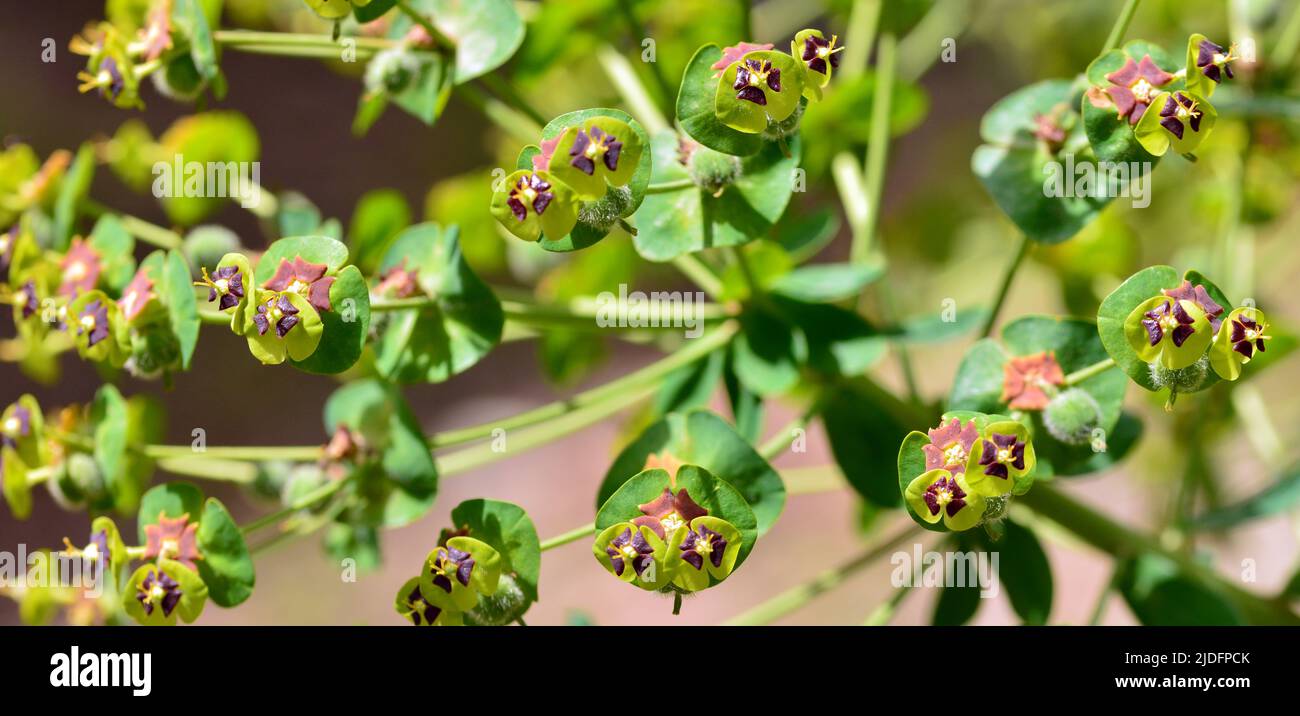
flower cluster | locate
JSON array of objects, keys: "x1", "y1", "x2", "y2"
[
  {"x1": 395, "y1": 534, "x2": 502, "y2": 627},
  {"x1": 593, "y1": 485, "x2": 743, "y2": 593},
  {"x1": 1122, "y1": 277, "x2": 1269, "y2": 390},
  {"x1": 710, "y1": 29, "x2": 844, "y2": 134},
  {"x1": 902, "y1": 414, "x2": 1038, "y2": 532}
]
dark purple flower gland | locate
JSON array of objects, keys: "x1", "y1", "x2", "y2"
[
  {"x1": 1197, "y1": 39, "x2": 1236, "y2": 83},
  {"x1": 427, "y1": 546, "x2": 476, "y2": 594},
  {"x1": 59, "y1": 239, "x2": 103, "y2": 297},
  {"x1": 1229, "y1": 315, "x2": 1269, "y2": 359},
  {"x1": 264, "y1": 257, "x2": 335, "y2": 313},
  {"x1": 254, "y1": 294, "x2": 301, "y2": 339},
  {"x1": 506, "y1": 173, "x2": 555, "y2": 222},
  {"x1": 733, "y1": 58, "x2": 781, "y2": 105},
  {"x1": 1163, "y1": 280, "x2": 1224, "y2": 332},
  {"x1": 403, "y1": 582, "x2": 443, "y2": 626},
  {"x1": 1104, "y1": 55, "x2": 1174, "y2": 125},
  {"x1": 801, "y1": 34, "x2": 843, "y2": 75},
  {"x1": 87, "y1": 529, "x2": 111, "y2": 569},
  {"x1": 1158, "y1": 92, "x2": 1202, "y2": 140},
  {"x1": 603, "y1": 526, "x2": 656, "y2": 578},
  {"x1": 1142, "y1": 298, "x2": 1196, "y2": 347},
  {"x1": 1, "y1": 405, "x2": 31, "y2": 449},
  {"x1": 197, "y1": 265, "x2": 245, "y2": 312},
  {"x1": 978, "y1": 433, "x2": 1027, "y2": 481},
  {"x1": 119, "y1": 269, "x2": 155, "y2": 322},
  {"x1": 143, "y1": 513, "x2": 203, "y2": 571},
  {"x1": 568, "y1": 125, "x2": 624, "y2": 176},
  {"x1": 633, "y1": 487, "x2": 709, "y2": 539},
  {"x1": 678, "y1": 524, "x2": 727, "y2": 571},
  {"x1": 135, "y1": 568, "x2": 182, "y2": 617},
  {"x1": 77, "y1": 300, "x2": 111, "y2": 347},
  {"x1": 14, "y1": 281, "x2": 37, "y2": 319},
  {"x1": 100, "y1": 56, "x2": 125, "y2": 102},
  {"x1": 923, "y1": 473, "x2": 968, "y2": 518}
]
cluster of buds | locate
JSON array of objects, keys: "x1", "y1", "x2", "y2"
[
  {"x1": 904, "y1": 414, "x2": 1038, "y2": 532},
  {"x1": 71, "y1": 0, "x2": 189, "y2": 109},
  {"x1": 490, "y1": 115, "x2": 645, "y2": 244},
  {"x1": 1124, "y1": 278, "x2": 1270, "y2": 392},
  {"x1": 395, "y1": 531, "x2": 505, "y2": 627}
]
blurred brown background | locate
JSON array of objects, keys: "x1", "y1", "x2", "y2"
[{"x1": 1, "y1": 0, "x2": 1297, "y2": 626}]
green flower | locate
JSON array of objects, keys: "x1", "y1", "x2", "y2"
[
  {"x1": 544, "y1": 117, "x2": 644, "y2": 201},
  {"x1": 123, "y1": 559, "x2": 208, "y2": 626},
  {"x1": 1125, "y1": 295, "x2": 1213, "y2": 369},
  {"x1": 196, "y1": 253, "x2": 255, "y2": 335},
  {"x1": 667, "y1": 516, "x2": 741, "y2": 592},
  {"x1": 244, "y1": 290, "x2": 323, "y2": 365},
  {"x1": 1186, "y1": 34, "x2": 1238, "y2": 99},
  {"x1": 1134, "y1": 90, "x2": 1217, "y2": 157},
  {"x1": 791, "y1": 29, "x2": 844, "y2": 100},
  {"x1": 905, "y1": 469, "x2": 985, "y2": 531},
  {"x1": 395, "y1": 576, "x2": 463, "y2": 627},
  {"x1": 714, "y1": 50, "x2": 805, "y2": 134},
  {"x1": 965, "y1": 420, "x2": 1036, "y2": 497},
  {"x1": 1209, "y1": 307, "x2": 1271, "y2": 381},
  {"x1": 418, "y1": 536, "x2": 502, "y2": 612},
  {"x1": 489, "y1": 170, "x2": 580, "y2": 242},
  {"x1": 68, "y1": 290, "x2": 128, "y2": 365},
  {"x1": 592, "y1": 522, "x2": 672, "y2": 591}
]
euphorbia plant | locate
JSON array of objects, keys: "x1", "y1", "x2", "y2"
[{"x1": 2, "y1": 0, "x2": 1298, "y2": 631}]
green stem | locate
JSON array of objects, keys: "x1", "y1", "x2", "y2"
[
  {"x1": 1101, "y1": 0, "x2": 1142, "y2": 53},
  {"x1": 645, "y1": 178, "x2": 696, "y2": 194},
  {"x1": 852, "y1": 31, "x2": 896, "y2": 265},
  {"x1": 728, "y1": 245, "x2": 761, "y2": 300},
  {"x1": 758, "y1": 409, "x2": 813, "y2": 461},
  {"x1": 394, "y1": 0, "x2": 455, "y2": 49},
  {"x1": 212, "y1": 29, "x2": 409, "y2": 60},
  {"x1": 1087, "y1": 563, "x2": 1121, "y2": 625},
  {"x1": 672, "y1": 591, "x2": 683, "y2": 616},
  {"x1": 737, "y1": 0, "x2": 752, "y2": 38},
  {"x1": 596, "y1": 44, "x2": 670, "y2": 135},
  {"x1": 241, "y1": 477, "x2": 347, "y2": 536},
  {"x1": 1018, "y1": 482, "x2": 1300, "y2": 625},
  {"x1": 453, "y1": 83, "x2": 542, "y2": 144},
  {"x1": 539, "y1": 522, "x2": 596, "y2": 552},
  {"x1": 144, "y1": 444, "x2": 323, "y2": 461},
  {"x1": 840, "y1": 0, "x2": 883, "y2": 79},
  {"x1": 671, "y1": 254, "x2": 725, "y2": 300},
  {"x1": 723, "y1": 521, "x2": 922, "y2": 626},
  {"x1": 83, "y1": 199, "x2": 183, "y2": 250},
  {"x1": 978, "y1": 234, "x2": 1030, "y2": 338},
  {"x1": 1272, "y1": 1, "x2": 1300, "y2": 69},
  {"x1": 156, "y1": 457, "x2": 258, "y2": 484},
  {"x1": 477, "y1": 73, "x2": 548, "y2": 128},
  {"x1": 863, "y1": 581, "x2": 913, "y2": 626},
  {"x1": 1063, "y1": 357, "x2": 1116, "y2": 385},
  {"x1": 611, "y1": 1, "x2": 676, "y2": 120}
]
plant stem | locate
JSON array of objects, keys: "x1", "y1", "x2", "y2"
[
  {"x1": 831, "y1": 152, "x2": 869, "y2": 242},
  {"x1": 213, "y1": 29, "x2": 408, "y2": 60},
  {"x1": 596, "y1": 44, "x2": 670, "y2": 135},
  {"x1": 672, "y1": 591, "x2": 683, "y2": 615},
  {"x1": 645, "y1": 178, "x2": 696, "y2": 194},
  {"x1": 863, "y1": 582, "x2": 913, "y2": 625},
  {"x1": 539, "y1": 522, "x2": 596, "y2": 552},
  {"x1": 83, "y1": 199, "x2": 183, "y2": 250},
  {"x1": 1087, "y1": 564, "x2": 1120, "y2": 626},
  {"x1": 156, "y1": 457, "x2": 258, "y2": 484},
  {"x1": 758, "y1": 409, "x2": 812, "y2": 461},
  {"x1": 1018, "y1": 482, "x2": 1300, "y2": 625},
  {"x1": 611, "y1": 2, "x2": 676, "y2": 121},
  {"x1": 840, "y1": 0, "x2": 883, "y2": 79},
  {"x1": 394, "y1": 0, "x2": 455, "y2": 49},
  {"x1": 453, "y1": 83, "x2": 542, "y2": 144},
  {"x1": 728, "y1": 245, "x2": 761, "y2": 300},
  {"x1": 1101, "y1": 0, "x2": 1142, "y2": 53},
  {"x1": 723, "y1": 521, "x2": 922, "y2": 625},
  {"x1": 143, "y1": 444, "x2": 323, "y2": 461},
  {"x1": 852, "y1": 31, "x2": 897, "y2": 265},
  {"x1": 241, "y1": 477, "x2": 347, "y2": 536},
  {"x1": 671, "y1": 254, "x2": 725, "y2": 300},
  {"x1": 1272, "y1": 1, "x2": 1300, "y2": 69},
  {"x1": 978, "y1": 233, "x2": 1030, "y2": 338},
  {"x1": 1063, "y1": 357, "x2": 1116, "y2": 385},
  {"x1": 477, "y1": 73, "x2": 548, "y2": 128}
]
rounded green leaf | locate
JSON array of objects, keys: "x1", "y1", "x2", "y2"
[
  {"x1": 255, "y1": 235, "x2": 349, "y2": 282},
  {"x1": 137, "y1": 481, "x2": 204, "y2": 543},
  {"x1": 449, "y1": 498, "x2": 541, "y2": 603},
  {"x1": 677, "y1": 45, "x2": 764, "y2": 157},
  {"x1": 1097, "y1": 265, "x2": 1181, "y2": 391},
  {"x1": 194, "y1": 497, "x2": 255, "y2": 608},
  {"x1": 291, "y1": 264, "x2": 370, "y2": 374}
]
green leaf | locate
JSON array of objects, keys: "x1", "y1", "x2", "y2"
[
  {"x1": 157, "y1": 112, "x2": 260, "y2": 226},
  {"x1": 677, "y1": 45, "x2": 765, "y2": 157},
  {"x1": 973, "y1": 80, "x2": 1110, "y2": 244},
  {"x1": 824, "y1": 381, "x2": 911, "y2": 508},
  {"x1": 771, "y1": 296, "x2": 887, "y2": 377},
  {"x1": 291, "y1": 265, "x2": 371, "y2": 374},
  {"x1": 354, "y1": 0, "x2": 398, "y2": 22},
  {"x1": 723, "y1": 350, "x2": 764, "y2": 444},
  {"x1": 53, "y1": 143, "x2": 95, "y2": 250},
  {"x1": 324, "y1": 379, "x2": 437, "y2": 498},
  {"x1": 450, "y1": 498, "x2": 541, "y2": 603},
  {"x1": 1096, "y1": 264, "x2": 1181, "y2": 391},
  {"x1": 409, "y1": 0, "x2": 524, "y2": 83},
  {"x1": 88, "y1": 214, "x2": 137, "y2": 292},
  {"x1": 771, "y1": 205, "x2": 840, "y2": 263},
  {"x1": 374, "y1": 223, "x2": 503, "y2": 383},
  {"x1": 635, "y1": 129, "x2": 800, "y2": 261},
  {"x1": 769, "y1": 263, "x2": 883, "y2": 303},
  {"x1": 173, "y1": 0, "x2": 219, "y2": 80},
  {"x1": 654, "y1": 352, "x2": 725, "y2": 418},
  {"x1": 1189, "y1": 464, "x2": 1300, "y2": 531},
  {"x1": 731, "y1": 306, "x2": 801, "y2": 397},
  {"x1": 947, "y1": 338, "x2": 1008, "y2": 414},
  {"x1": 595, "y1": 464, "x2": 758, "y2": 567},
  {"x1": 195, "y1": 497, "x2": 256, "y2": 607},
  {"x1": 163, "y1": 250, "x2": 200, "y2": 368},
  {"x1": 136, "y1": 481, "x2": 204, "y2": 543},
  {"x1": 1118, "y1": 554, "x2": 1244, "y2": 625},
  {"x1": 979, "y1": 520, "x2": 1052, "y2": 625},
  {"x1": 348, "y1": 188, "x2": 411, "y2": 275},
  {"x1": 92, "y1": 385, "x2": 137, "y2": 513},
  {"x1": 897, "y1": 431, "x2": 950, "y2": 532},
  {"x1": 1080, "y1": 42, "x2": 1177, "y2": 167},
  {"x1": 597, "y1": 410, "x2": 786, "y2": 536}
]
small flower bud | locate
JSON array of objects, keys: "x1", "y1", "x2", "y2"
[{"x1": 1043, "y1": 388, "x2": 1103, "y2": 446}]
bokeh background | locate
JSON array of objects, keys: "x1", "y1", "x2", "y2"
[{"x1": 1, "y1": 0, "x2": 1298, "y2": 625}]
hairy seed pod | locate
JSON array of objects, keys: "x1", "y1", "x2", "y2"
[
  {"x1": 576, "y1": 184, "x2": 634, "y2": 233},
  {"x1": 1044, "y1": 388, "x2": 1103, "y2": 445},
  {"x1": 465, "y1": 573, "x2": 529, "y2": 626},
  {"x1": 1148, "y1": 354, "x2": 1211, "y2": 393},
  {"x1": 687, "y1": 145, "x2": 742, "y2": 195}
]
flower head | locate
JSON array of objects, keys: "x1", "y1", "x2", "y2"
[
  {"x1": 134, "y1": 568, "x2": 182, "y2": 618},
  {"x1": 1227, "y1": 313, "x2": 1268, "y2": 359},
  {"x1": 395, "y1": 577, "x2": 461, "y2": 627},
  {"x1": 59, "y1": 238, "x2": 102, "y2": 297},
  {"x1": 420, "y1": 537, "x2": 502, "y2": 612},
  {"x1": 593, "y1": 522, "x2": 671, "y2": 590},
  {"x1": 602, "y1": 525, "x2": 656, "y2": 580},
  {"x1": 118, "y1": 268, "x2": 156, "y2": 322},
  {"x1": 0, "y1": 224, "x2": 16, "y2": 274},
  {"x1": 196, "y1": 265, "x2": 245, "y2": 312},
  {"x1": 965, "y1": 420, "x2": 1036, "y2": 497},
  {"x1": 978, "y1": 432, "x2": 1027, "y2": 480},
  {"x1": 76, "y1": 300, "x2": 111, "y2": 347},
  {"x1": 1210, "y1": 307, "x2": 1271, "y2": 381},
  {"x1": 1158, "y1": 91, "x2": 1203, "y2": 140},
  {"x1": 905, "y1": 469, "x2": 985, "y2": 531},
  {"x1": 1163, "y1": 279, "x2": 1224, "y2": 333},
  {"x1": 922, "y1": 418, "x2": 979, "y2": 474},
  {"x1": 799, "y1": 33, "x2": 844, "y2": 76},
  {"x1": 263, "y1": 257, "x2": 335, "y2": 313},
  {"x1": 568, "y1": 125, "x2": 624, "y2": 176},
  {"x1": 669, "y1": 515, "x2": 742, "y2": 592},
  {"x1": 1000, "y1": 351, "x2": 1066, "y2": 410},
  {"x1": 507, "y1": 172, "x2": 556, "y2": 222},
  {"x1": 733, "y1": 57, "x2": 782, "y2": 105},
  {"x1": 1, "y1": 405, "x2": 31, "y2": 448},
  {"x1": 142, "y1": 512, "x2": 203, "y2": 571},
  {"x1": 1104, "y1": 54, "x2": 1174, "y2": 125},
  {"x1": 633, "y1": 487, "x2": 708, "y2": 540},
  {"x1": 1195, "y1": 38, "x2": 1237, "y2": 85},
  {"x1": 1143, "y1": 298, "x2": 1196, "y2": 348},
  {"x1": 254, "y1": 294, "x2": 301, "y2": 338},
  {"x1": 13, "y1": 281, "x2": 38, "y2": 320}
]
